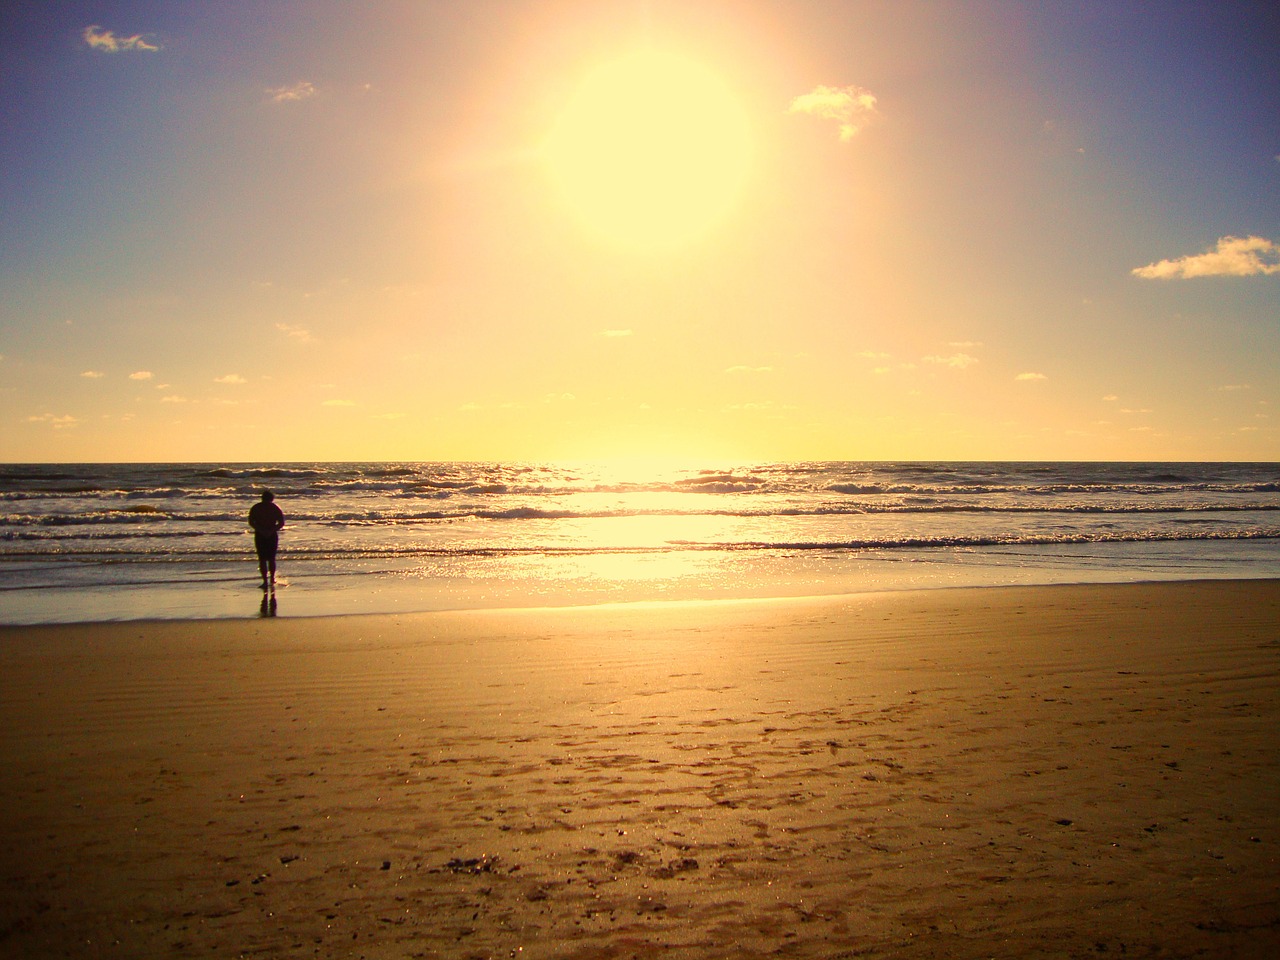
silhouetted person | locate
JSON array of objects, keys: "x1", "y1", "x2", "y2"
[{"x1": 248, "y1": 490, "x2": 285, "y2": 589}]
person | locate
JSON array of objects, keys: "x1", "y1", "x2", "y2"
[{"x1": 248, "y1": 490, "x2": 285, "y2": 589}]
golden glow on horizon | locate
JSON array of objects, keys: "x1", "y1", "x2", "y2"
[{"x1": 543, "y1": 48, "x2": 751, "y2": 249}]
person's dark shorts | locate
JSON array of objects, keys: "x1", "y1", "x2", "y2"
[{"x1": 254, "y1": 532, "x2": 279, "y2": 561}]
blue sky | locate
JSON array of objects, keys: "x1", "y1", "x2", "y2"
[{"x1": 1, "y1": 1, "x2": 1277, "y2": 462}]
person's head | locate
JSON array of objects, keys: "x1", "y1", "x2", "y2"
[{"x1": 261, "y1": 490, "x2": 274, "y2": 502}]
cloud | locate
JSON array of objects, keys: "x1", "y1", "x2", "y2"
[
  {"x1": 923, "y1": 353, "x2": 979, "y2": 369},
  {"x1": 214, "y1": 374, "x2": 246, "y2": 385},
  {"x1": 83, "y1": 25, "x2": 159, "y2": 53},
  {"x1": 276, "y1": 323, "x2": 314, "y2": 343},
  {"x1": 723, "y1": 401, "x2": 797, "y2": 412},
  {"x1": 789, "y1": 84, "x2": 878, "y2": 141},
  {"x1": 458, "y1": 401, "x2": 522, "y2": 412},
  {"x1": 1102, "y1": 394, "x2": 1118, "y2": 402},
  {"x1": 858, "y1": 351, "x2": 890, "y2": 360},
  {"x1": 724, "y1": 365, "x2": 773, "y2": 374},
  {"x1": 322, "y1": 399, "x2": 355, "y2": 407},
  {"x1": 129, "y1": 370, "x2": 153, "y2": 380},
  {"x1": 1132, "y1": 236, "x2": 1280, "y2": 279},
  {"x1": 1218, "y1": 383, "x2": 1252, "y2": 391},
  {"x1": 267, "y1": 81, "x2": 317, "y2": 104},
  {"x1": 1015, "y1": 372, "x2": 1047, "y2": 381},
  {"x1": 160, "y1": 395, "x2": 188, "y2": 403},
  {"x1": 80, "y1": 370, "x2": 105, "y2": 379},
  {"x1": 27, "y1": 413, "x2": 79, "y2": 428}
]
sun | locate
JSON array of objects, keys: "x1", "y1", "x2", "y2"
[{"x1": 543, "y1": 48, "x2": 752, "y2": 250}]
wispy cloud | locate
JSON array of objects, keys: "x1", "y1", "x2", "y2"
[
  {"x1": 924, "y1": 353, "x2": 979, "y2": 369},
  {"x1": 789, "y1": 84, "x2": 878, "y2": 141},
  {"x1": 129, "y1": 370, "x2": 153, "y2": 381},
  {"x1": 27, "y1": 413, "x2": 79, "y2": 428},
  {"x1": 724, "y1": 365, "x2": 774, "y2": 374},
  {"x1": 267, "y1": 81, "x2": 317, "y2": 104},
  {"x1": 459, "y1": 401, "x2": 523, "y2": 413},
  {"x1": 83, "y1": 25, "x2": 160, "y2": 53},
  {"x1": 1132, "y1": 236, "x2": 1280, "y2": 279},
  {"x1": 1015, "y1": 372, "x2": 1047, "y2": 381},
  {"x1": 276, "y1": 323, "x2": 314, "y2": 343},
  {"x1": 322, "y1": 399, "x2": 356, "y2": 407},
  {"x1": 1218, "y1": 383, "x2": 1252, "y2": 391},
  {"x1": 214, "y1": 374, "x2": 246, "y2": 385},
  {"x1": 80, "y1": 370, "x2": 105, "y2": 379}
]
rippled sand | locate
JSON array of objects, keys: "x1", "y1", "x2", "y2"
[{"x1": 2, "y1": 581, "x2": 1278, "y2": 958}]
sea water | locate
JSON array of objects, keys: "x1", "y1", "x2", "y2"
[{"x1": 2, "y1": 461, "x2": 1278, "y2": 623}]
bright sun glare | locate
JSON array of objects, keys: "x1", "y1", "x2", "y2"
[{"x1": 544, "y1": 49, "x2": 752, "y2": 250}]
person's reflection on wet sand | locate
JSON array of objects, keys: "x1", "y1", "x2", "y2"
[{"x1": 259, "y1": 588, "x2": 277, "y2": 618}]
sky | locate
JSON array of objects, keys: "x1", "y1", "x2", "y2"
[{"x1": 1, "y1": 0, "x2": 1278, "y2": 463}]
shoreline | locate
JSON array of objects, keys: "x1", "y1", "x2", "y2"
[
  {"x1": 3, "y1": 580, "x2": 1278, "y2": 957},
  {"x1": 6, "y1": 562, "x2": 1280, "y2": 628}
]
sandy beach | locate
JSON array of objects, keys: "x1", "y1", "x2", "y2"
[{"x1": 2, "y1": 580, "x2": 1277, "y2": 959}]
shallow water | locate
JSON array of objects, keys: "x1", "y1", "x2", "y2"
[{"x1": 3, "y1": 461, "x2": 1278, "y2": 623}]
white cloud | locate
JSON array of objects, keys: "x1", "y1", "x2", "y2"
[
  {"x1": 160, "y1": 395, "x2": 189, "y2": 403},
  {"x1": 27, "y1": 413, "x2": 79, "y2": 428},
  {"x1": 267, "y1": 81, "x2": 317, "y2": 104},
  {"x1": 1015, "y1": 372, "x2": 1047, "y2": 381},
  {"x1": 723, "y1": 401, "x2": 797, "y2": 412},
  {"x1": 458, "y1": 400, "x2": 522, "y2": 412},
  {"x1": 80, "y1": 370, "x2": 105, "y2": 379},
  {"x1": 789, "y1": 84, "x2": 878, "y2": 142},
  {"x1": 923, "y1": 353, "x2": 979, "y2": 369},
  {"x1": 1102, "y1": 394, "x2": 1118, "y2": 402},
  {"x1": 129, "y1": 370, "x2": 153, "y2": 380},
  {"x1": 276, "y1": 323, "x2": 314, "y2": 343},
  {"x1": 214, "y1": 374, "x2": 247, "y2": 385},
  {"x1": 1132, "y1": 236, "x2": 1280, "y2": 279},
  {"x1": 83, "y1": 25, "x2": 159, "y2": 53}
]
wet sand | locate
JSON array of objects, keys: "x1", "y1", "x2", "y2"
[{"x1": 1, "y1": 581, "x2": 1278, "y2": 958}]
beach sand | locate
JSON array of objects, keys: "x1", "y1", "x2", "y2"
[{"x1": 1, "y1": 581, "x2": 1278, "y2": 958}]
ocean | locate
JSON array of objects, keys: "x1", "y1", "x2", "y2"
[{"x1": 2, "y1": 461, "x2": 1279, "y2": 624}]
